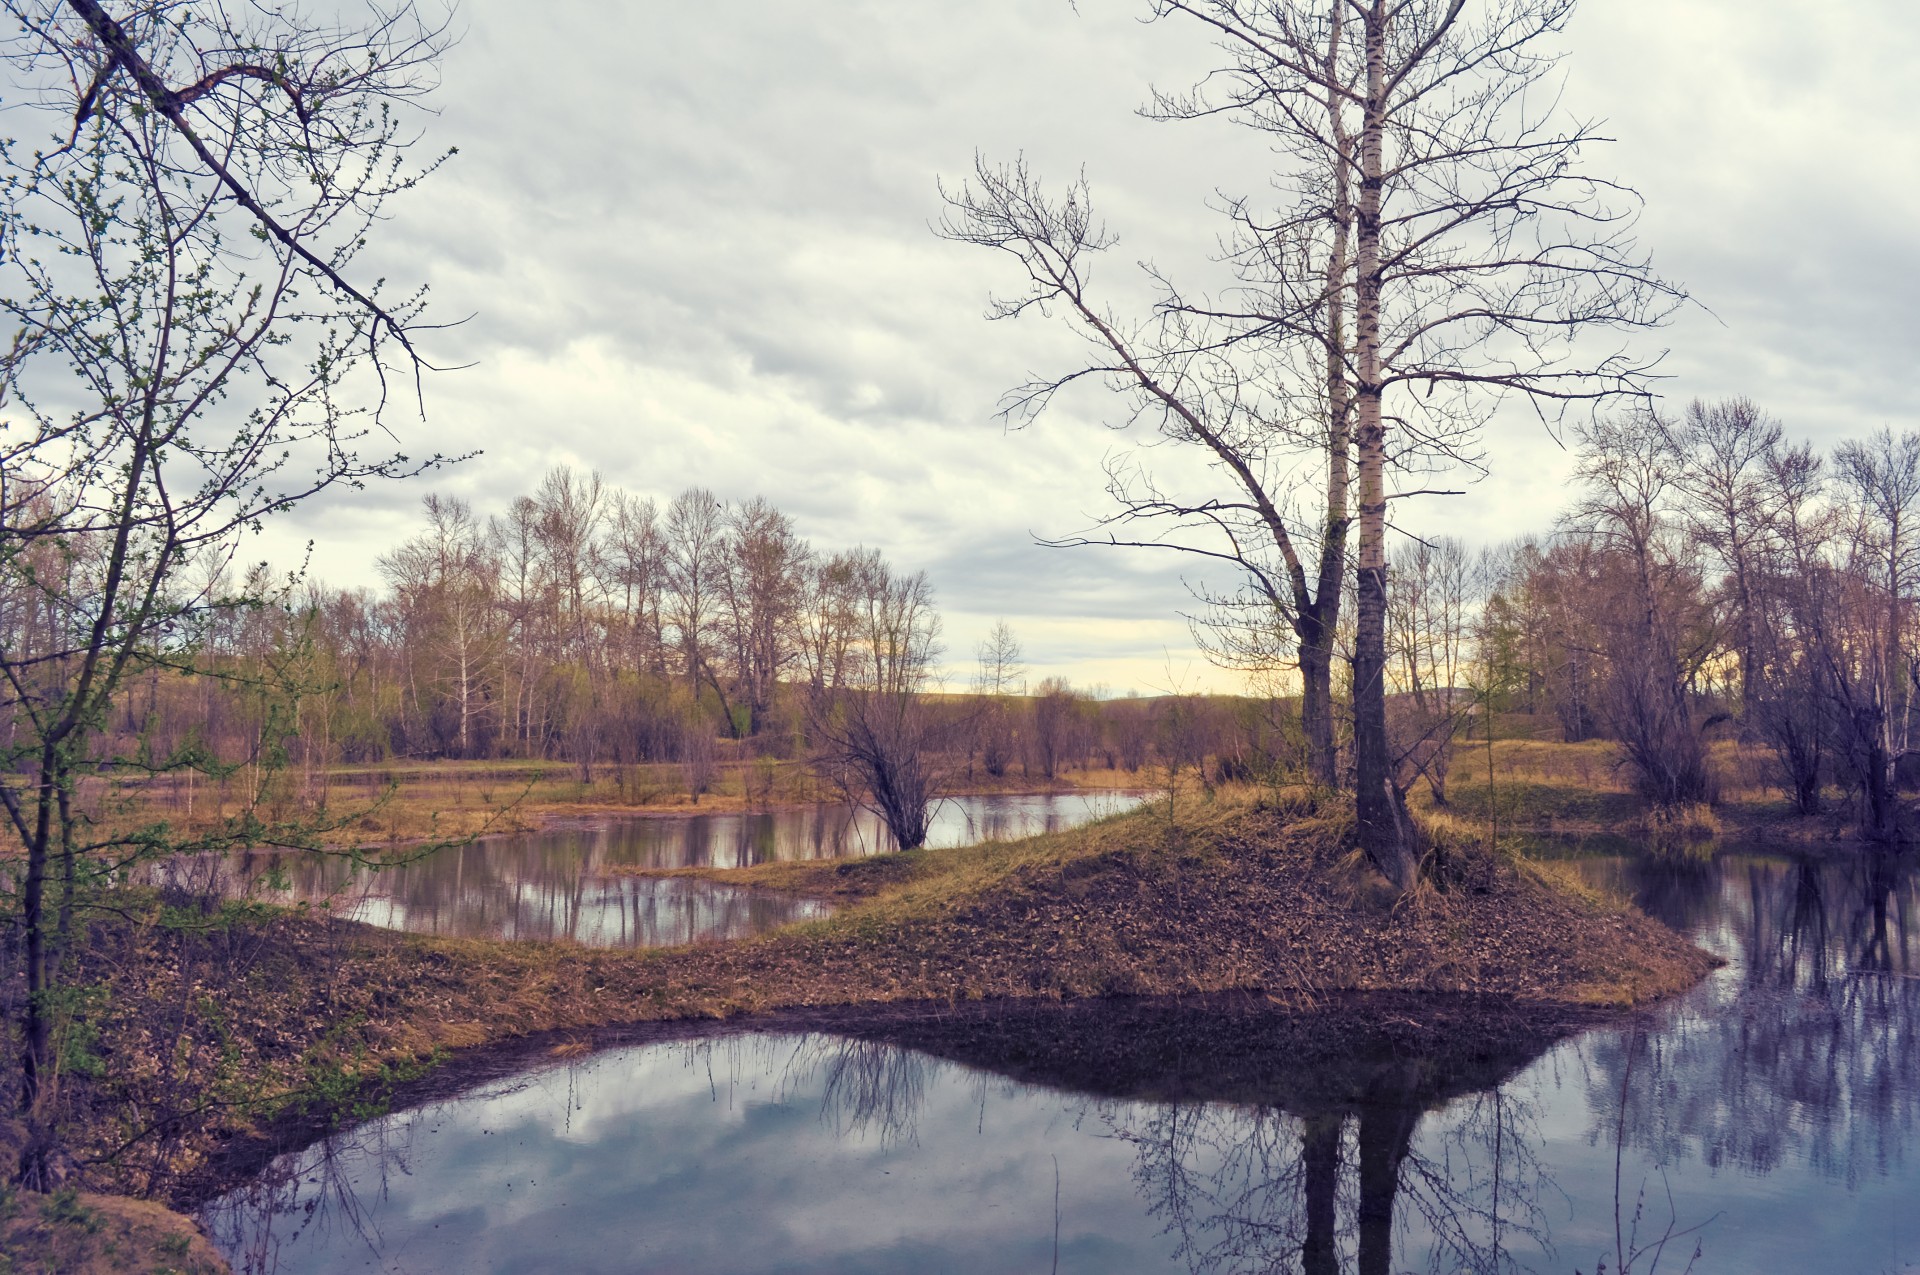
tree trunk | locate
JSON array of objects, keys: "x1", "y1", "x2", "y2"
[
  {"x1": 1300, "y1": 1113, "x2": 1343, "y2": 1275},
  {"x1": 1350, "y1": 0, "x2": 1418, "y2": 892},
  {"x1": 1308, "y1": 0, "x2": 1354, "y2": 795},
  {"x1": 1356, "y1": 1100, "x2": 1419, "y2": 1275},
  {"x1": 1299, "y1": 629, "x2": 1338, "y2": 788}
]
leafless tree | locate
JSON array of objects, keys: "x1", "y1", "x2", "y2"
[
  {"x1": 1029, "y1": 677, "x2": 1085, "y2": 782},
  {"x1": 379, "y1": 496, "x2": 501, "y2": 758},
  {"x1": 1386, "y1": 537, "x2": 1483, "y2": 806},
  {"x1": 945, "y1": 0, "x2": 1681, "y2": 889},
  {"x1": 1748, "y1": 441, "x2": 1832, "y2": 814},
  {"x1": 796, "y1": 548, "x2": 865, "y2": 699},
  {"x1": 719, "y1": 496, "x2": 807, "y2": 735},
  {"x1": 807, "y1": 556, "x2": 953, "y2": 850},
  {"x1": 1565, "y1": 413, "x2": 1718, "y2": 808},
  {"x1": 603, "y1": 490, "x2": 669, "y2": 678},
  {"x1": 1667, "y1": 400, "x2": 1782, "y2": 719},
  {"x1": 664, "y1": 487, "x2": 734, "y2": 730},
  {"x1": 971, "y1": 619, "x2": 1025, "y2": 778},
  {"x1": 1825, "y1": 430, "x2": 1920, "y2": 840},
  {"x1": 938, "y1": 150, "x2": 1357, "y2": 794},
  {"x1": 0, "y1": 0, "x2": 452, "y2": 1187}
]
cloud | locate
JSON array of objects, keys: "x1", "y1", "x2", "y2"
[{"x1": 254, "y1": 0, "x2": 1917, "y2": 693}]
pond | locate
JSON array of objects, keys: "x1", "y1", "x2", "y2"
[
  {"x1": 154, "y1": 790, "x2": 1148, "y2": 948},
  {"x1": 197, "y1": 843, "x2": 1920, "y2": 1273}
]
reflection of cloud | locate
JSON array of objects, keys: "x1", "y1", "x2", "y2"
[{"x1": 208, "y1": 1036, "x2": 1157, "y2": 1275}]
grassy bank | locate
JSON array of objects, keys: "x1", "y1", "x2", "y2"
[
  {"x1": 11, "y1": 784, "x2": 1711, "y2": 1227},
  {"x1": 0, "y1": 1184, "x2": 227, "y2": 1274},
  {"x1": 1417, "y1": 736, "x2": 1859, "y2": 848}
]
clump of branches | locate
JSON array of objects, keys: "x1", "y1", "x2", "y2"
[{"x1": 805, "y1": 556, "x2": 958, "y2": 851}]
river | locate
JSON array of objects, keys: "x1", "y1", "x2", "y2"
[
  {"x1": 197, "y1": 843, "x2": 1919, "y2": 1273},
  {"x1": 153, "y1": 790, "x2": 1148, "y2": 948}
]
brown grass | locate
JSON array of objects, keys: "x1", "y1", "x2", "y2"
[
  {"x1": 0, "y1": 1183, "x2": 227, "y2": 1274},
  {"x1": 80, "y1": 758, "x2": 1155, "y2": 853}
]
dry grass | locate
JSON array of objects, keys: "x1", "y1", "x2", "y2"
[
  {"x1": 0, "y1": 1182, "x2": 227, "y2": 1274},
  {"x1": 80, "y1": 758, "x2": 1157, "y2": 855}
]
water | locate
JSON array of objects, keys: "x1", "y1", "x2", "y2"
[
  {"x1": 199, "y1": 845, "x2": 1920, "y2": 1274},
  {"x1": 158, "y1": 791, "x2": 1146, "y2": 948}
]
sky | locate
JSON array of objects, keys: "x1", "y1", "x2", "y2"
[{"x1": 252, "y1": 0, "x2": 1919, "y2": 694}]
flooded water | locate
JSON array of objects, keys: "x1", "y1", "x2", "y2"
[
  {"x1": 158, "y1": 791, "x2": 1145, "y2": 948},
  {"x1": 199, "y1": 844, "x2": 1920, "y2": 1274}
]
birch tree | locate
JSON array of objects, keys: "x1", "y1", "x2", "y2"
[{"x1": 947, "y1": 0, "x2": 1681, "y2": 888}]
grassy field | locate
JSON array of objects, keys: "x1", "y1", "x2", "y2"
[
  {"x1": 1412, "y1": 735, "x2": 1843, "y2": 848},
  {"x1": 86, "y1": 755, "x2": 1160, "y2": 853}
]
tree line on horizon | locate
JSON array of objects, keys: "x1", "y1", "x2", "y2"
[
  {"x1": 65, "y1": 467, "x2": 1268, "y2": 804},
  {"x1": 49, "y1": 388, "x2": 1920, "y2": 858}
]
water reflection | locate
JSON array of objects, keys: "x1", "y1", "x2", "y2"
[
  {"x1": 200, "y1": 1000, "x2": 1585, "y2": 1274},
  {"x1": 1574, "y1": 850, "x2": 1920, "y2": 1186},
  {"x1": 196, "y1": 844, "x2": 1920, "y2": 1273},
  {"x1": 152, "y1": 791, "x2": 1143, "y2": 949}
]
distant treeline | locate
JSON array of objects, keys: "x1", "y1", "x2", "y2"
[
  {"x1": 53, "y1": 397, "x2": 1919, "y2": 843},
  {"x1": 79, "y1": 469, "x2": 1273, "y2": 790}
]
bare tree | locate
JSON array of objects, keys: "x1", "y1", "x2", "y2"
[
  {"x1": 0, "y1": 0, "x2": 450, "y2": 1187},
  {"x1": 379, "y1": 497, "x2": 501, "y2": 758},
  {"x1": 1386, "y1": 537, "x2": 1481, "y2": 806},
  {"x1": 797, "y1": 549, "x2": 865, "y2": 699},
  {"x1": 603, "y1": 490, "x2": 668, "y2": 678},
  {"x1": 664, "y1": 488, "x2": 733, "y2": 732},
  {"x1": 1827, "y1": 429, "x2": 1920, "y2": 840},
  {"x1": 1667, "y1": 399, "x2": 1782, "y2": 719},
  {"x1": 938, "y1": 152, "x2": 1357, "y2": 794},
  {"x1": 1566, "y1": 413, "x2": 1718, "y2": 808},
  {"x1": 972, "y1": 620, "x2": 1025, "y2": 778},
  {"x1": 807, "y1": 555, "x2": 952, "y2": 850},
  {"x1": 719, "y1": 496, "x2": 807, "y2": 735},
  {"x1": 945, "y1": 0, "x2": 1680, "y2": 889}
]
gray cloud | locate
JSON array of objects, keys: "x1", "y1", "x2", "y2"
[{"x1": 258, "y1": 0, "x2": 1918, "y2": 691}]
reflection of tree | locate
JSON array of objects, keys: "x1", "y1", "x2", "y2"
[
  {"x1": 149, "y1": 836, "x2": 825, "y2": 946},
  {"x1": 834, "y1": 996, "x2": 1572, "y2": 1275},
  {"x1": 644, "y1": 998, "x2": 1573, "y2": 1272},
  {"x1": 1099, "y1": 1061, "x2": 1553, "y2": 1274},
  {"x1": 813, "y1": 1038, "x2": 932, "y2": 1148},
  {"x1": 1586, "y1": 852, "x2": 1920, "y2": 1181},
  {"x1": 200, "y1": 1100, "x2": 437, "y2": 1275}
]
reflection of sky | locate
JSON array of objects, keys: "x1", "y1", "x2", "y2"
[
  {"x1": 203, "y1": 849, "x2": 1920, "y2": 1274},
  {"x1": 340, "y1": 878, "x2": 832, "y2": 947},
  {"x1": 208, "y1": 1039, "x2": 1173, "y2": 1275},
  {"x1": 203, "y1": 1026, "x2": 1920, "y2": 1275},
  {"x1": 154, "y1": 791, "x2": 1144, "y2": 949}
]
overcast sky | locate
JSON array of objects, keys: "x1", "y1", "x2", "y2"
[{"x1": 259, "y1": 0, "x2": 1920, "y2": 694}]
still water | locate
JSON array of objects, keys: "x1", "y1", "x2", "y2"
[
  {"x1": 161, "y1": 791, "x2": 1145, "y2": 948},
  {"x1": 200, "y1": 847, "x2": 1920, "y2": 1274}
]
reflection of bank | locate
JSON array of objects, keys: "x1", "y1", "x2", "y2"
[{"x1": 820, "y1": 994, "x2": 1581, "y2": 1275}]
